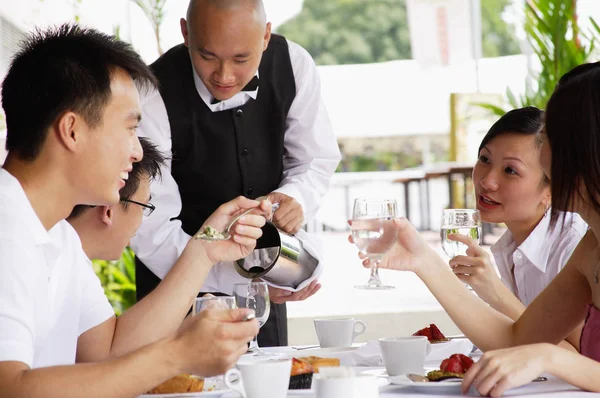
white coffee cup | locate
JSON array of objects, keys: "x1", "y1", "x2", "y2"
[
  {"x1": 378, "y1": 336, "x2": 431, "y2": 376},
  {"x1": 314, "y1": 374, "x2": 379, "y2": 398},
  {"x1": 224, "y1": 359, "x2": 292, "y2": 398},
  {"x1": 313, "y1": 318, "x2": 367, "y2": 348}
]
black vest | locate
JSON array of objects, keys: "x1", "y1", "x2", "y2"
[
  {"x1": 150, "y1": 34, "x2": 296, "y2": 235},
  {"x1": 136, "y1": 36, "x2": 296, "y2": 346}
]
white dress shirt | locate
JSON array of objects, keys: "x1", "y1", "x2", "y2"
[
  {"x1": 0, "y1": 169, "x2": 114, "y2": 368},
  {"x1": 131, "y1": 40, "x2": 340, "y2": 293},
  {"x1": 491, "y1": 211, "x2": 587, "y2": 306}
]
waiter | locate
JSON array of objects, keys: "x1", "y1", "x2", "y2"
[{"x1": 131, "y1": 0, "x2": 341, "y2": 346}]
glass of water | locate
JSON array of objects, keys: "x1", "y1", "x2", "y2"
[
  {"x1": 193, "y1": 296, "x2": 236, "y2": 314},
  {"x1": 351, "y1": 198, "x2": 399, "y2": 290},
  {"x1": 440, "y1": 209, "x2": 482, "y2": 286},
  {"x1": 233, "y1": 282, "x2": 270, "y2": 353}
]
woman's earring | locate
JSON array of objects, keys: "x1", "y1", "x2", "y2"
[{"x1": 544, "y1": 203, "x2": 550, "y2": 218}]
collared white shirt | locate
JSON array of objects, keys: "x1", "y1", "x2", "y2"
[
  {"x1": 491, "y1": 211, "x2": 587, "y2": 306},
  {"x1": 0, "y1": 169, "x2": 114, "y2": 368},
  {"x1": 131, "y1": 40, "x2": 340, "y2": 292}
]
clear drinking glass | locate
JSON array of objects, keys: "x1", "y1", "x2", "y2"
[
  {"x1": 440, "y1": 209, "x2": 482, "y2": 287},
  {"x1": 351, "y1": 198, "x2": 399, "y2": 290},
  {"x1": 193, "y1": 296, "x2": 236, "y2": 315},
  {"x1": 233, "y1": 282, "x2": 270, "y2": 353}
]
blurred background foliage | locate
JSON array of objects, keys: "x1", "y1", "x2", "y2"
[
  {"x1": 479, "y1": 0, "x2": 600, "y2": 116},
  {"x1": 277, "y1": 0, "x2": 520, "y2": 65},
  {"x1": 92, "y1": 247, "x2": 136, "y2": 315}
]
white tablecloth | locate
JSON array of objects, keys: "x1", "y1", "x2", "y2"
[
  {"x1": 224, "y1": 346, "x2": 597, "y2": 398},
  {"x1": 284, "y1": 370, "x2": 596, "y2": 397}
]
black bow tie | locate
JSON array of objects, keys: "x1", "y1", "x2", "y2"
[{"x1": 210, "y1": 76, "x2": 259, "y2": 105}]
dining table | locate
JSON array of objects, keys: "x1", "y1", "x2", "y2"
[{"x1": 220, "y1": 343, "x2": 599, "y2": 398}]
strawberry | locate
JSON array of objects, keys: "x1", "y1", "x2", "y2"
[
  {"x1": 459, "y1": 354, "x2": 474, "y2": 371},
  {"x1": 412, "y1": 327, "x2": 433, "y2": 341},
  {"x1": 445, "y1": 357, "x2": 464, "y2": 374},
  {"x1": 440, "y1": 358, "x2": 450, "y2": 372},
  {"x1": 429, "y1": 324, "x2": 447, "y2": 341},
  {"x1": 449, "y1": 354, "x2": 474, "y2": 371}
]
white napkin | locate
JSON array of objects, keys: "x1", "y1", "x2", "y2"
[
  {"x1": 425, "y1": 339, "x2": 474, "y2": 362},
  {"x1": 341, "y1": 341, "x2": 384, "y2": 367}
]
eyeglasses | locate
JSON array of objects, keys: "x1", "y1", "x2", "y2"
[{"x1": 121, "y1": 199, "x2": 156, "y2": 217}]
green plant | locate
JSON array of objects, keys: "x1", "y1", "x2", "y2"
[
  {"x1": 479, "y1": 0, "x2": 600, "y2": 116},
  {"x1": 93, "y1": 248, "x2": 136, "y2": 316},
  {"x1": 131, "y1": 0, "x2": 167, "y2": 55}
]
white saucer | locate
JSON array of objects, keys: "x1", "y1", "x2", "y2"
[
  {"x1": 283, "y1": 346, "x2": 358, "y2": 358},
  {"x1": 388, "y1": 374, "x2": 463, "y2": 392}
]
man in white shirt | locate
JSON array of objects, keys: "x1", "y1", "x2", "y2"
[
  {"x1": 132, "y1": 0, "x2": 341, "y2": 346},
  {"x1": 0, "y1": 24, "x2": 265, "y2": 397}
]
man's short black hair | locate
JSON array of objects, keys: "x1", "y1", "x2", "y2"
[
  {"x1": 2, "y1": 23, "x2": 158, "y2": 160},
  {"x1": 68, "y1": 137, "x2": 166, "y2": 219}
]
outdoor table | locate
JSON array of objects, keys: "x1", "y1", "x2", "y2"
[{"x1": 226, "y1": 345, "x2": 597, "y2": 398}]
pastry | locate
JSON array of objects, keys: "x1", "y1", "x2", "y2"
[
  {"x1": 289, "y1": 358, "x2": 314, "y2": 389},
  {"x1": 148, "y1": 374, "x2": 204, "y2": 394},
  {"x1": 427, "y1": 354, "x2": 474, "y2": 381},
  {"x1": 296, "y1": 356, "x2": 340, "y2": 373}
]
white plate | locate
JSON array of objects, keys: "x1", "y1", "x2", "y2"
[
  {"x1": 389, "y1": 374, "x2": 462, "y2": 392},
  {"x1": 361, "y1": 367, "x2": 438, "y2": 378},
  {"x1": 283, "y1": 346, "x2": 358, "y2": 359},
  {"x1": 138, "y1": 378, "x2": 231, "y2": 398},
  {"x1": 138, "y1": 391, "x2": 231, "y2": 398}
]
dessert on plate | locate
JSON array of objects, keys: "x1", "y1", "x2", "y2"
[
  {"x1": 289, "y1": 358, "x2": 314, "y2": 389},
  {"x1": 147, "y1": 374, "x2": 204, "y2": 394},
  {"x1": 295, "y1": 356, "x2": 341, "y2": 373},
  {"x1": 412, "y1": 323, "x2": 450, "y2": 343},
  {"x1": 426, "y1": 353, "x2": 474, "y2": 381}
]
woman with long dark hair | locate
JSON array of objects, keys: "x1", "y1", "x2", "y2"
[{"x1": 353, "y1": 64, "x2": 600, "y2": 395}]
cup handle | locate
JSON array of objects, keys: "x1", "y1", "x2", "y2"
[
  {"x1": 352, "y1": 320, "x2": 367, "y2": 341},
  {"x1": 224, "y1": 368, "x2": 246, "y2": 398}
]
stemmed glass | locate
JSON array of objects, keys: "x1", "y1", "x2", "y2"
[
  {"x1": 193, "y1": 296, "x2": 236, "y2": 314},
  {"x1": 440, "y1": 209, "x2": 482, "y2": 287},
  {"x1": 233, "y1": 282, "x2": 270, "y2": 353},
  {"x1": 351, "y1": 198, "x2": 399, "y2": 290}
]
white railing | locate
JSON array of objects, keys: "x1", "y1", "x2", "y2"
[{"x1": 309, "y1": 168, "x2": 457, "y2": 233}]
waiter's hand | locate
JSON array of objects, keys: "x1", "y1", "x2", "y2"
[
  {"x1": 268, "y1": 280, "x2": 321, "y2": 304},
  {"x1": 267, "y1": 192, "x2": 304, "y2": 234},
  {"x1": 191, "y1": 196, "x2": 271, "y2": 264}
]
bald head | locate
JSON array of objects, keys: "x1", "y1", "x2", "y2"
[
  {"x1": 181, "y1": 0, "x2": 271, "y2": 102},
  {"x1": 186, "y1": 0, "x2": 266, "y2": 29}
]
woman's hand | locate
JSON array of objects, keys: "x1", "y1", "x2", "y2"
[
  {"x1": 462, "y1": 344, "x2": 553, "y2": 397},
  {"x1": 448, "y1": 233, "x2": 503, "y2": 302},
  {"x1": 348, "y1": 217, "x2": 437, "y2": 273}
]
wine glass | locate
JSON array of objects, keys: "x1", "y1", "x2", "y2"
[
  {"x1": 440, "y1": 209, "x2": 482, "y2": 287},
  {"x1": 351, "y1": 198, "x2": 399, "y2": 290},
  {"x1": 233, "y1": 282, "x2": 270, "y2": 353},
  {"x1": 193, "y1": 296, "x2": 236, "y2": 314}
]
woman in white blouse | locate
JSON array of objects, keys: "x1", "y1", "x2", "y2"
[{"x1": 447, "y1": 107, "x2": 587, "y2": 329}]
